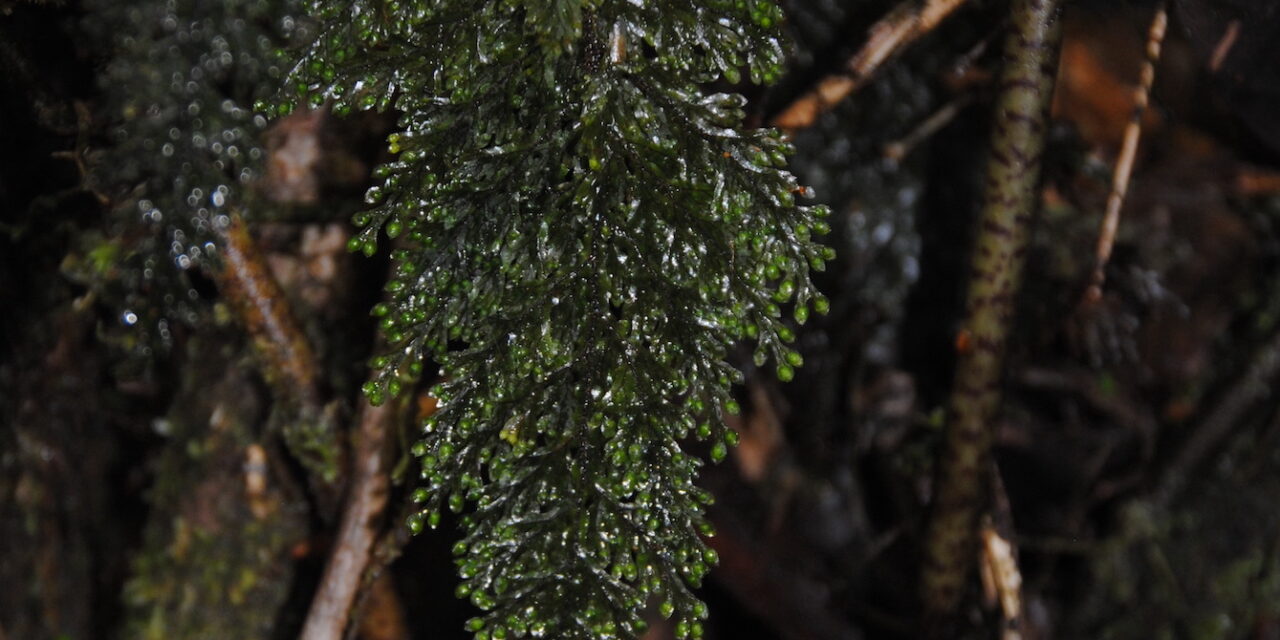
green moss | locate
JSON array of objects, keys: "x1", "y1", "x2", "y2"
[
  {"x1": 277, "y1": 402, "x2": 343, "y2": 484},
  {"x1": 123, "y1": 338, "x2": 306, "y2": 640}
]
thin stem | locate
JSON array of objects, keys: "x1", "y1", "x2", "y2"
[{"x1": 1084, "y1": 1, "x2": 1168, "y2": 305}]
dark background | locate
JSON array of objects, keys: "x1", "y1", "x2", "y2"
[{"x1": 4, "y1": 0, "x2": 1280, "y2": 638}]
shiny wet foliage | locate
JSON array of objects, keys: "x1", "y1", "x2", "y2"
[{"x1": 280, "y1": 1, "x2": 830, "y2": 637}]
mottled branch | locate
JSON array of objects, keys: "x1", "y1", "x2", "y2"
[
  {"x1": 919, "y1": 0, "x2": 1062, "y2": 631},
  {"x1": 216, "y1": 213, "x2": 323, "y2": 410}
]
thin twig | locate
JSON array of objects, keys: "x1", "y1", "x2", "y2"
[
  {"x1": 1208, "y1": 19, "x2": 1240, "y2": 73},
  {"x1": 1236, "y1": 167, "x2": 1280, "y2": 196},
  {"x1": 50, "y1": 101, "x2": 111, "y2": 206},
  {"x1": 883, "y1": 95, "x2": 972, "y2": 162},
  {"x1": 1083, "y1": 2, "x2": 1168, "y2": 306},
  {"x1": 944, "y1": 24, "x2": 1001, "y2": 89},
  {"x1": 300, "y1": 397, "x2": 400, "y2": 640},
  {"x1": 771, "y1": 0, "x2": 969, "y2": 131},
  {"x1": 919, "y1": 0, "x2": 1062, "y2": 632}
]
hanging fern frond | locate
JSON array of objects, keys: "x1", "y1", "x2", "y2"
[{"x1": 279, "y1": 1, "x2": 832, "y2": 637}]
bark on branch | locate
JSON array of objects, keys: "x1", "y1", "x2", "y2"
[
  {"x1": 216, "y1": 213, "x2": 323, "y2": 410},
  {"x1": 919, "y1": 0, "x2": 1062, "y2": 632}
]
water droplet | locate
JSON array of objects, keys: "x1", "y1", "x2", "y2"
[{"x1": 710, "y1": 442, "x2": 727, "y2": 462}]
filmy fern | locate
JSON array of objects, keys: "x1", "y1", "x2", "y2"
[
  {"x1": 281, "y1": 1, "x2": 832, "y2": 638},
  {"x1": 84, "y1": 0, "x2": 307, "y2": 357}
]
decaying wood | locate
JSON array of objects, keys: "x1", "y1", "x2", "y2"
[
  {"x1": 771, "y1": 0, "x2": 969, "y2": 131},
  {"x1": 1084, "y1": 2, "x2": 1168, "y2": 306},
  {"x1": 264, "y1": 108, "x2": 326, "y2": 205},
  {"x1": 919, "y1": 0, "x2": 1062, "y2": 632},
  {"x1": 299, "y1": 398, "x2": 399, "y2": 640},
  {"x1": 979, "y1": 522, "x2": 1024, "y2": 637}
]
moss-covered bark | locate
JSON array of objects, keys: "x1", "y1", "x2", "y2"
[{"x1": 122, "y1": 336, "x2": 308, "y2": 640}]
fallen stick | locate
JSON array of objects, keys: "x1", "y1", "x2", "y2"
[{"x1": 771, "y1": 0, "x2": 969, "y2": 131}]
